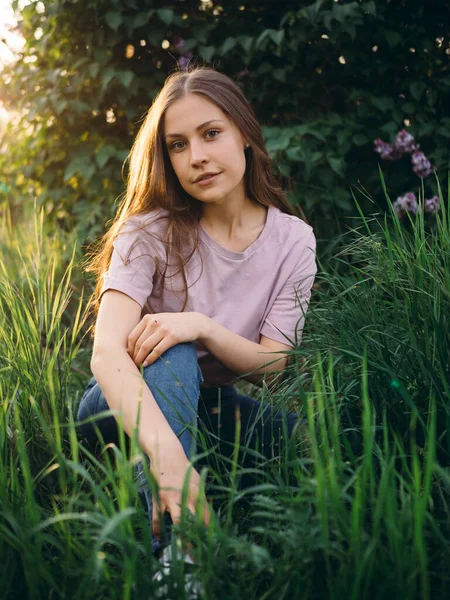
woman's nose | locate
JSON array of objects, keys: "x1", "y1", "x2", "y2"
[{"x1": 189, "y1": 140, "x2": 208, "y2": 164}]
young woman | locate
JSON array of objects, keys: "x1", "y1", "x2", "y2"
[{"x1": 77, "y1": 66, "x2": 317, "y2": 561}]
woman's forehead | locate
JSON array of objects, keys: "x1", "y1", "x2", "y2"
[{"x1": 163, "y1": 95, "x2": 229, "y2": 133}]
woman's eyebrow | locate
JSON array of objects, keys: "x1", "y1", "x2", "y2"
[{"x1": 164, "y1": 119, "x2": 225, "y2": 140}]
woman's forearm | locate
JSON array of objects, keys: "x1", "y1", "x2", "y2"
[
  {"x1": 90, "y1": 350, "x2": 183, "y2": 462},
  {"x1": 197, "y1": 315, "x2": 287, "y2": 384}
]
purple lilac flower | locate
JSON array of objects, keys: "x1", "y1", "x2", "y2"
[
  {"x1": 411, "y1": 151, "x2": 434, "y2": 178},
  {"x1": 394, "y1": 129, "x2": 420, "y2": 154},
  {"x1": 393, "y1": 192, "x2": 418, "y2": 218},
  {"x1": 173, "y1": 36, "x2": 193, "y2": 71},
  {"x1": 374, "y1": 138, "x2": 402, "y2": 160},
  {"x1": 178, "y1": 52, "x2": 193, "y2": 70},
  {"x1": 174, "y1": 36, "x2": 185, "y2": 51},
  {"x1": 237, "y1": 67, "x2": 250, "y2": 79},
  {"x1": 424, "y1": 195, "x2": 440, "y2": 215}
]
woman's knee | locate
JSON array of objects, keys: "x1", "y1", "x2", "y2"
[{"x1": 142, "y1": 341, "x2": 204, "y2": 393}]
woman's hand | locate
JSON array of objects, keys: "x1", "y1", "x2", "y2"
[
  {"x1": 150, "y1": 442, "x2": 211, "y2": 543},
  {"x1": 127, "y1": 312, "x2": 209, "y2": 367}
]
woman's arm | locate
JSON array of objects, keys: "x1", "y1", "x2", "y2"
[
  {"x1": 89, "y1": 290, "x2": 185, "y2": 463},
  {"x1": 90, "y1": 291, "x2": 211, "y2": 537},
  {"x1": 198, "y1": 316, "x2": 291, "y2": 385},
  {"x1": 127, "y1": 312, "x2": 291, "y2": 385}
]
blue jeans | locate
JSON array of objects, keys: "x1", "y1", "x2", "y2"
[{"x1": 76, "y1": 342, "x2": 301, "y2": 555}]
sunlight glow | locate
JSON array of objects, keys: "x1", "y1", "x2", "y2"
[{"x1": 0, "y1": 0, "x2": 29, "y2": 127}]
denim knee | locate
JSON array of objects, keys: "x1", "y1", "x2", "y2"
[
  {"x1": 76, "y1": 342, "x2": 204, "y2": 447},
  {"x1": 142, "y1": 341, "x2": 204, "y2": 394}
]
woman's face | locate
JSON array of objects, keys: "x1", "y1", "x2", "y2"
[{"x1": 162, "y1": 94, "x2": 248, "y2": 206}]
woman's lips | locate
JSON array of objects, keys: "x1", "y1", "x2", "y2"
[{"x1": 195, "y1": 173, "x2": 221, "y2": 186}]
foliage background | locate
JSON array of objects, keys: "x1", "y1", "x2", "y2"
[
  {"x1": 1, "y1": 3, "x2": 450, "y2": 596},
  {"x1": 1, "y1": 0, "x2": 449, "y2": 250}
]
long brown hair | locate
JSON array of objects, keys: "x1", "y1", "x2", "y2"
[{"x1": 83, "y1": 66, "x2": 305, "y2": 334}]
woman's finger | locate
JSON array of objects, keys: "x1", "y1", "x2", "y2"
[
  {"x1": 127, "y1": 319, "x2": 146, "y2": 355},
  {"x1": 133, "y1": 318, "x2": 160, "y2": 354},
  {"x1": 168, "y1": 502, "x2": 182, "y2": 527},
  {"x1": 135, "y1": 331, "x2": 163, "y2": 364},
  {"x1": 152, "y1": 501, "x2": 162, "y2": 541},
  {"x1": 143, "y1": 337, "x2": 175, "y2": 367}
]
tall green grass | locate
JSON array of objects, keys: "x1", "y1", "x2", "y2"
[
  {"x1": 0, "y1": 178, "x2": 449, "y2": 599},
  {"x1": 282, "y1": 171, "x2": 450, "y2": 461}
]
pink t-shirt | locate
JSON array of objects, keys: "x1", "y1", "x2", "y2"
[{"x1": 100, "y1": 205, "x2": 317, "y2": 386}]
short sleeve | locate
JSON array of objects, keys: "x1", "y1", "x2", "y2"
[
  {"x1": 260, "y1": 229, "x2": 317, "y2": 346},
  {"x1": 100, "y1": 215, "x2": 164, "y2": 308}
]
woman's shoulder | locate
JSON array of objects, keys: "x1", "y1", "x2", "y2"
[
  {"x1": 122, "y1": 208, "x2": 170, "y2": 231},
  {"x1": 113, "y1": 209, "x2": 171, "y2": 260},
  {"x1": 271, "y1": 206, "x2": 315, "y2": 241}
]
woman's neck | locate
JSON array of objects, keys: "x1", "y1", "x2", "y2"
[{"x1": 200, "y1": 198, "x2": 267, "y2": 238}]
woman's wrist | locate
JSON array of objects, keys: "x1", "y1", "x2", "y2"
[
  {"x1": 143, "y1": 431, "x2": 185, "y2": 466},
  {"x1": 196, "y1": 312, "x2": 212, "y2": 344}
]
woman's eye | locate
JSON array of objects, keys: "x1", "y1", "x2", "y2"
[{"x1": 170, "y1": 129, "x2": 220, "y2": 151}]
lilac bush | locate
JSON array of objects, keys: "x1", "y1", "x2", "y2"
[
  {"x1": 411, "y1": 151, "x2": 434, "y2": 178},
  {"x1": 394, "y1": 130, "x2": 420, "y2": 155},
  {"x1": 393, "y1": 192, "x2": 418, "y2": 218},
  {"x1": 374, "y1": 129, "x2": 439, "y2": 220},
  {"x1": 424, "y1": 195, "x2": 440, "y2": 215},
  {"x1": 374, "y1": 139, "x2": 402, "y2": 161}
]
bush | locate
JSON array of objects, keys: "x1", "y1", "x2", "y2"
[{"x1": 1, "y1": 0, "x2": 449, "y2": 247}]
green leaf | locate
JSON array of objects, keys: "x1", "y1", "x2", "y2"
[
  {"x1": 379, "y1": 121, "x2": 398, "y2": 136},
  {"x1": 221, "y1": 37, "x2": 236, "y2": 55},
  {"x1": 402, "y1": 101, "x2": 415, "y2": 113},
  {"x1": 353, "y1": 134, "x2": 369, "y2": 146},
  {"x1": 192, "y1": 25, "x2": 208, "y2": 44},
  {"x1": 71, "y1": 101, "x2": 91, "y2": 114},
  {"x1": 64, "y1": 156, "x2": 91, "y2": 181},
  {"x1": 89, "y1": 63, "x2": 100, "y2": 79},
  {"x1": 96, "y1": 145, "x2": 117, "y2": 169},
  {"x1": 198, "y1": 46, "x2": 215, "y2": 62},
  {"x1": 273, "y1": 68, "x2": 286, "y2": 83},
  {"x1": 157, "y1": 8, "x2": 173, "y2": 26},
  {"x1": 134, "y1": 11, "x2": 153, "y2": 29},
  {"x1": 276, "y1": 160, "x2": 291, "y2": 177},
  {"x1": 410, "y1": 82, "x2": 426, "y2": 102},
  {"x1": 269, "y1": 30, "x2": 284, "y2": 46},
  {"x1": 286, "y1": 145, "x2": 306, "y2": 162},
  {"x1": 256, "y1": 61, "x2": 272, "y2": 75},
  {"x1": 105, "y1": 11, "x2": 122, "y2": 32},
  {"x1": 53, "y1": 99, "x2": 68, "y2": 115},
  {"x1": 181, "y1": 39, "x2": 198, "y2": 52},
  {"x1": 362, "y1": 1, "x2": 377, "y2": 15},
  {"x1": 426, "y1": 88, "x2": 437, "y2": 108},
  {"x1": 102, "y1": 68, "x2": 116, "y2": 88},
  {"x1": 307, "y1": 130, "x2": 327, "y2": 143},
  {"x1": 255, "y1": 30, "x2": 270, "y2": 50},
  {"x1": 237, "y1": 35, "x2": 253, "y2": 53},
  {"x1": 327, "y1": 156, "x2": 345, "y2": 177},
  {"x1": 115, "y1": 70, "x2": 134, "y2": 88},
  {"x1": 385, "y1": 31, "x2": 402, "y2": 48},
  {"x1": 343, "y1": 23, "x2": 357, "y2": 40},
  {"x1": 334, "y1": 189, "x2": 352, "y2": 209},
  {"x1": 275, "y1": 129, "x2": 293, "y2": 151},
  {"x1": 116, "y1": 150, "x2": 130, "y2": 162},
  {"x1": 371, "y1": 96, "x2": 395, "y2": 113}
]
